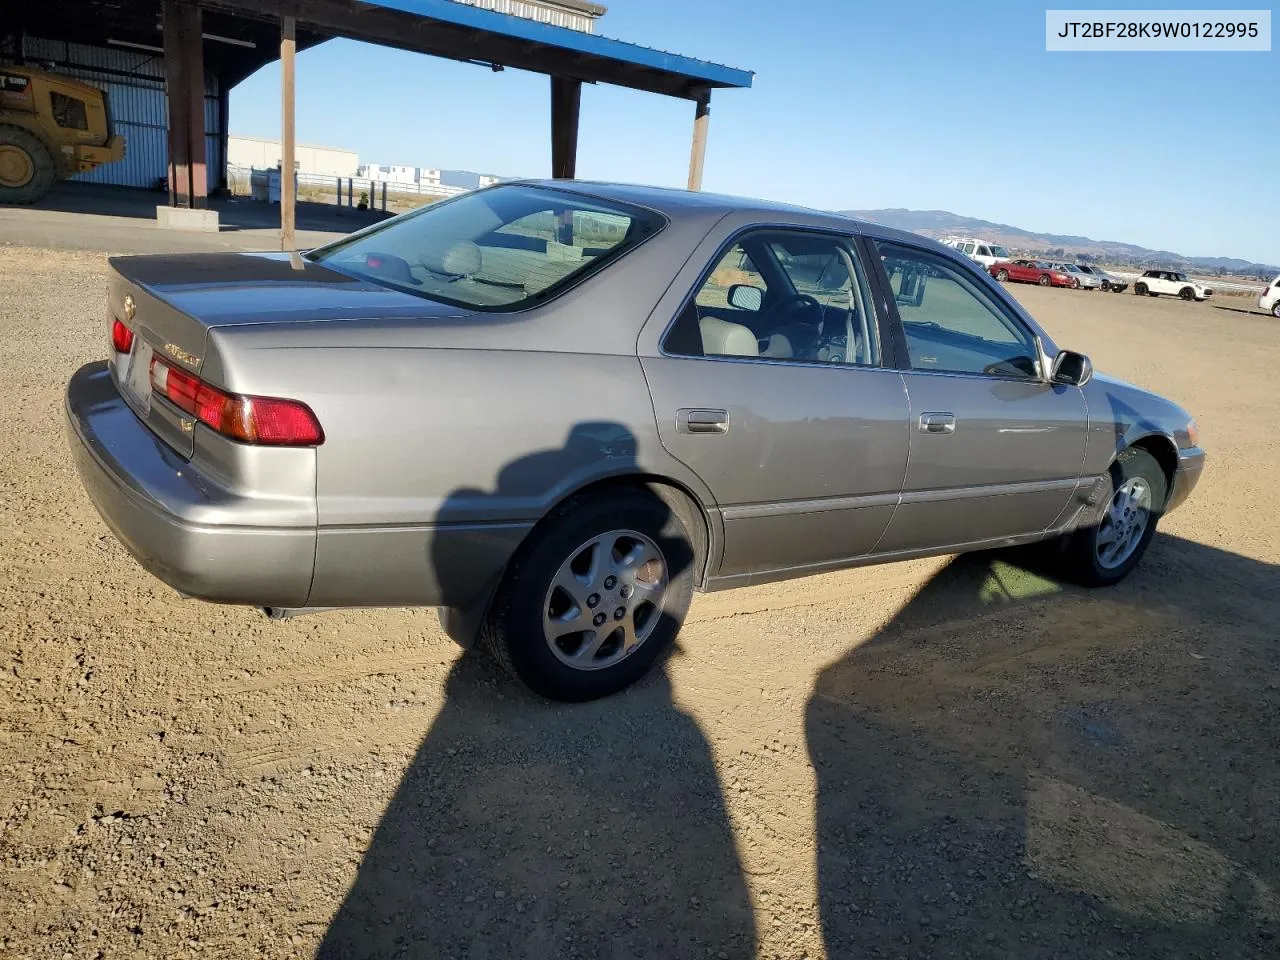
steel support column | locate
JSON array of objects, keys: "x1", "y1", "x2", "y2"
[
  {"x1": 280, "y1": 14, "x2": 297, "y2": 250},
  {"x1": 550, "y1": 75, "x2": 581, "y2": 179},
  {"x1": 161, "y1": 0, "x2": 207, "y2": 208},
  {"x1": 687, "y1": 90, "x2": 711, "y2": 192}
]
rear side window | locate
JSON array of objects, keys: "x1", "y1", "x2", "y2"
[{"x1": 306, "y1": 184, "x2": 664, "y2": 311}]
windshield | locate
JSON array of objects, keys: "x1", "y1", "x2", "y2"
[{"x1": 306, "y1": 184, "x2": 665, "y2": 311}]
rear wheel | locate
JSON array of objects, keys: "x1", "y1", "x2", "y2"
[
  {"x1": 1054, "y1": 447, "x2": 1168, "y2": 587},
  {"x1": 0, "y1": 125, "x2": 56, "y2": 205},
  {"x1": 1038, "y1": 274, "x2": 1051, "y2": 286},
  {"x1": 1272, "y1": 300, "x2": 1280, "y2": 318},
  {"x1": 1101, "y1": 280, "x2": 1111, "y2": 291},
  {"x1": 479, "y1": 488, "x2": 695, "y2": 702}
]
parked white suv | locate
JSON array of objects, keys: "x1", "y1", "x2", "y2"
[
  {"x1": 939, "y1": 237, "x2": 1013, "y2": 271},
  {"x1": 1259, "y1": 274, "x2": 1280, "y2": 317},
  {"x1": 1133, "y1": 269, "x2": 1214, "y2": 301}
]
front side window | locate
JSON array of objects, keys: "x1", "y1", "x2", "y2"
[
  {"x1": 991, "y1": 245, "x2": 1011, "y2": 258},
  {"x1": 875, "y1": 240, "x2": 1041, "y2": 379},
  {"x1": 306, "y1": 184, "x2": 664, "y2": 311},
  {"x1": 664, "y1": 229, "x2": 880, "y2": 367}
]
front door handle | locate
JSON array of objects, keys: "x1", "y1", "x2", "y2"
[
  {"x1": 676, "y1": 408, "x2": 729, "y2": 435},
  {"x1": 918, "y1": 412, "x2": 956, "y2": 434}
]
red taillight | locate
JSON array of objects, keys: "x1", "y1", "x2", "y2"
[
  {"x1": 149, "y1": 357, "x2": 324, "y2": 446},
  {"x1": 111, "y1": 318, "x2": 134, "y2": 354}
]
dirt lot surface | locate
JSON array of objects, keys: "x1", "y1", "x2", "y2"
[{"x1": 2, "y1": 246, "x2": 1277, "y2": 959}]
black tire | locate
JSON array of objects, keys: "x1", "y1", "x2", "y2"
[
  {"x1": 1149, "y1": 292, "x2": 1159, "y2": 298},
  {"x1": 1101, "y1": 280, "x2": 1111, "y2": 291},
  {"x1": 996, "y1": 269, "x2": 1009, "y2": 282},
  {"x1": 1179, "y1": 287, "x2": 1194, "y2": 301},
  {"x1": 479, "y1": 488, "x2": 696, "y2": 702},
  {"x1": 1054, "y1": 447, "x2": 1168, "y2": 588},
  {"x1": 0, "y1": 124, "x2": 56, "y2": 205},
  {"x1": 1038, "y1": 274, "x2": 1051, "y2": 286},
  {"x1": 1272, "y1": 301, "x2": 1280, "y2": 318}
]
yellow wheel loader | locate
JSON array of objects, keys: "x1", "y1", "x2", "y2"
[{"x1": 0, "y1": 64, "x2": 126, "y2": 204}]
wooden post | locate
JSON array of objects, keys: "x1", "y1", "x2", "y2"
[
  {"x1": 162, "y1": 0, "x2": 190, "y2": 207},
  {"x1": 280, "y1": 14, "x2": 297, "y2": 251},
  {"x1": 184, "y1": 2, "x2": 207, "y2": 209},
  {"x1": 550, "y1": 76, "x2": 581, "y2": 179},
  {"x1": 687, "y1": 91, "x2": 711, "y2": 192}
]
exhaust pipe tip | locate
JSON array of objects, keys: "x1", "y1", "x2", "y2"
[{"x1": 261, "y1": 606, "x2": 339, "y2": 621}]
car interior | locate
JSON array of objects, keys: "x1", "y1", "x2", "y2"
[{"x1": 684, "y1": 233, "x2": 878, "y2": 366}]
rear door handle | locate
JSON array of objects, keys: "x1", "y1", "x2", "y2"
[
  {"x1": 676, "y1": 408, "x2": 729, "y2": 435},
  {"x1": 918, "y1": 412, "x2": 956, "y2": 434}
]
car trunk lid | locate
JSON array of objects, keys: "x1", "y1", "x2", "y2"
[{"x1": 106, "y1": 251, "x2": 470, "y2": 458}]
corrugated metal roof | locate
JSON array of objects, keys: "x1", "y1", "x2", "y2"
[{"x1": 363, "y1": 0, "x2": 753, "y2": 89}]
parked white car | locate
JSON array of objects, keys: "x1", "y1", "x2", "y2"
[
  {"x1": 1133, "y1": 269, "x2": 1214, "y2": 301},
  {"x1": 1259, "y1": 274, "x2": 1280, "y2": 317},
  {"x1": 939, "y1": 237, "x2": 1013, "y2": 271}
]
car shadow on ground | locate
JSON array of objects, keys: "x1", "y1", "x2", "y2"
[
  {"x1": 1210, "y1": 302, "x2": 1271, "y2": 318},
  {"x1": 808, "y1": 535, "x2": 1280, "y2": 958},
  {"x1": 316, "y1": 423, "x2": 757, "y2": 959}
]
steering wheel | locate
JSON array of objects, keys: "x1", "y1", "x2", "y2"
[{"x1": 757, "y1": 293, "x2": 824, "y2": 356}]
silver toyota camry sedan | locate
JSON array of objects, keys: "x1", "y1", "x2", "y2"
[{"x1": 65, "y1": 180, "x2": 1205, "y2": 701}]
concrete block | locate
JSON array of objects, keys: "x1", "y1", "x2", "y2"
[{"x1": 155, "y1": 206, "x2": 220, "y2": 233}]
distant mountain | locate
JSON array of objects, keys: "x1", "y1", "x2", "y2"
[{"x1": 839, "y1": 208, "x2": 1278, "y2": 276}]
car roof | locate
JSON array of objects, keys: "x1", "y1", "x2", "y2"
[{"x1": 507, "y1": 178, "x2": 877, "y2": 230}]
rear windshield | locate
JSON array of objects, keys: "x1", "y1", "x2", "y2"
[{"x1": 305, "y1": 184, "x2": 665, "y2": 311}]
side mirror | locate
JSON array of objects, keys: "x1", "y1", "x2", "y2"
[
  {"x1": 1051, "y1": 349, "x2": 1093, "y2": 386},
  {"x1": 727, "y1": 284, "x2": 763, "y2": 311}
]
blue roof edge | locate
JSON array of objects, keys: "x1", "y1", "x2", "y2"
[{"x1": 364, "y1": 0, "x2": 754, "y2": 89}]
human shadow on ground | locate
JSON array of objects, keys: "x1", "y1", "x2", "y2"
[
  {"x1": 317, "y1": 423, "x2": 756, "y2": 959},
  {"x1": 808, "y1": 535, "x2": 1280, "y2": 958}
]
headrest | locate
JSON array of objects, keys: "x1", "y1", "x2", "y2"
[
  {"x1": 419, "y1": 239, "x2": 481, "y2": 277},
  {"x1": 699, "y1": 316, "x2": 759, "y2": 358}
]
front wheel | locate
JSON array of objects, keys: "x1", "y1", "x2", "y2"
[
  {"x1": 1180, "y1": 287, "x2": 1195, "y2": 301},
  {"x1": 0, "y1": 124, "x2": 57, "y2": 205},
  {"x1": 1134, "y1": 283, "x2": 1147, "y2": 296},
  {"x1": 1054, "y1": 447, "x2": 1168, "y2": 587},
  {"x1": 996, "y1": 269, "x2": 1009, "y2": 282},
  {"x1": 479, "y1": 488, "x2": 695, "y2": 701},
  {"x1": 1101, "y1": 280, "x2": 1111, "y2": 291},
  {"x1": 1038, "y1": 274, "x2": 1051, "y2": 287}
]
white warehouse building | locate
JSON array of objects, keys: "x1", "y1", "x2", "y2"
[{"x1": 227, "y1": 135, "x2": 359, "y2": 177}]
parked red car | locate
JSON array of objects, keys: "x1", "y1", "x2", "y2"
[{"x1": 989, "y1": 258, "x2": 1074, "y2": 287}]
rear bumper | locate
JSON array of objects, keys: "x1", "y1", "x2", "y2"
[
  {"x1": 65, "y1": 361, "x2": 315, "y2": 606},
  {"x1": 1165, "y1": 446, "x2": 1206, "y2": 516}
]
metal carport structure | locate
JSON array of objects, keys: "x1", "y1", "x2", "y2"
[{"x1": 3, "y1": 0, "x2": 753, "y2": 248}]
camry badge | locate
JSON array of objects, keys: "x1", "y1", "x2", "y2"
[
  {"x1": 122, "y1": 294, "x2": 136, "y2": 321},
  {"x1": 164, "y1": 342, "x2": 200, "y2": 367}
]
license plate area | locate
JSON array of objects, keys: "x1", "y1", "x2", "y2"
[{"x1": 122, "y1": 340, "x2": 154, "y2": 415}]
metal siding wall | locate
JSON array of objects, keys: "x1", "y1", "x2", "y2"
[{"x1": 20, "y1": 36, "x2": 225, "y2": 191}]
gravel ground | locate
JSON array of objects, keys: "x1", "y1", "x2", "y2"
[{"x1": 1, "y1": 246, "x2": 1278, "y2": 959}]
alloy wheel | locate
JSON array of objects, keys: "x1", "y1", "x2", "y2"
[
  {"x1": 542, "y1": 529, "x2": 669, "y2": 671},
  {"x1": 1095, "y1": 477, "x2": 1152, "y2": 569}
]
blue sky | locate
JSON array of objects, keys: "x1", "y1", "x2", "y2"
[{"x1": 230, "y1": 0, "x2": 1280, "y2": 265}]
